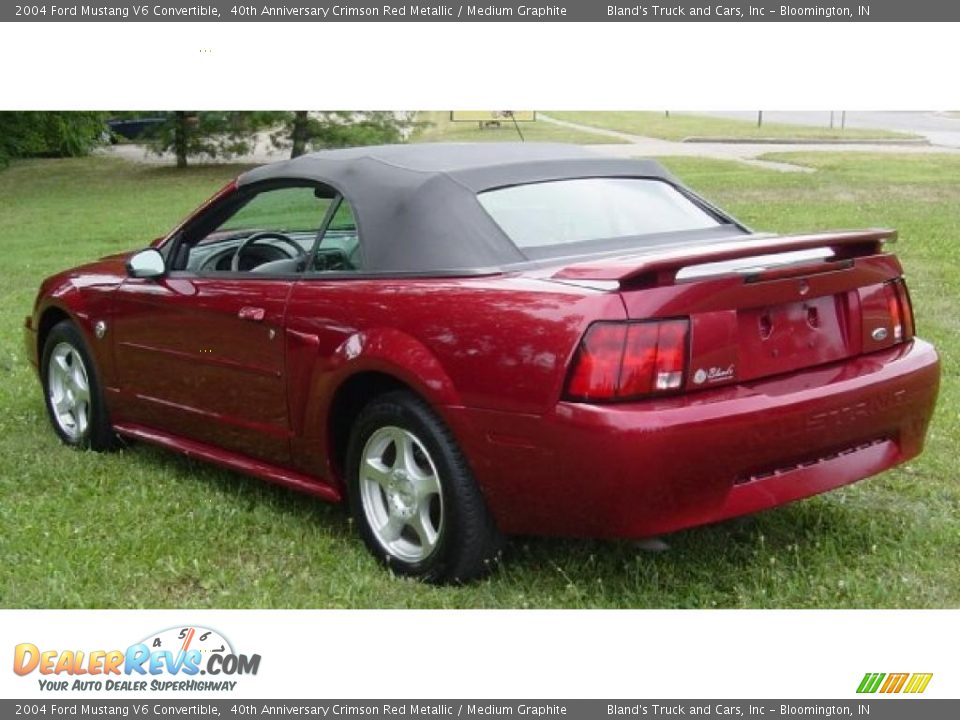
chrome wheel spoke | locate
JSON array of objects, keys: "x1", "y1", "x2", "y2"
[
  {"x1": 75, "y1": 403, "x2": 89, "y2": 434},
  {"x1": 389, "y1": 428, "x2": 414, "y2": 472},
  {"x1": 53, "y1": 353, "x2": 70, "y2": 377},
  {"x1": 362, "y1": 457, "x2": 391, "y2": 488},
  {"x1": 378, "y1": 515, "x2": 404, "y2": 543},
  {"x1": 413, "y1": 470, "x2": 440, "y2": 499},
  {"x1": 410, "y1": 505, "x2": 439, "y2": 553},
  {"x1": 72, "y1": 365, "x2": 90, "y2": 401},
  {"x1": 53, "y1": 393, "x2": 72, "y2": 415}
]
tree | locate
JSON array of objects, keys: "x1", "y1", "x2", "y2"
[
  {"x1": 274, "y1": 112, "x2": 417, "y2": 158},
  {"x1": 289, "y1": 111, "x2": 311, "y2": 159},
  {"x1": 0, "y1": 111, "x2": 106, "y2": 166},
  {"x1": 141, "y1": 111, "x2": 282, "y2": 168}
]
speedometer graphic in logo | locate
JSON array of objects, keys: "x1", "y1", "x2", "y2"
[{"x1": 139, "y1": 626, "x2": 234, "y2": 658}]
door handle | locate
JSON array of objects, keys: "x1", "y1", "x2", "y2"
[{"x1": 238, "y1": 306, "x2": 266, "y2": 322}]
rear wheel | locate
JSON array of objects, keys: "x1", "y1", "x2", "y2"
[
  {"x1": 345, "y1": 390, "x2": 503, "y2": 583},
  {"x1": 41, "y1": 320, "x2": 118, "y2": 451}
]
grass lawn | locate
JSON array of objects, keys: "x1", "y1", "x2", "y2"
[
  {"x1": 1, "y1": 153, "x2": 957, "y2": 608},
  {"x1": 411, "y1": 111, "x2": 618, "y2": 144},
  {"x1": 546, "y1": 111, "x2": 917, "y2": 142}
]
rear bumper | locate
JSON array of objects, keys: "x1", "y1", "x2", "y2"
[{"x1": 448, "y1": 339, "x2": 940, "y2": 538}]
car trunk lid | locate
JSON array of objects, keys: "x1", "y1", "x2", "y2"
[{"x1": 552, "y1": 229, "x2": 911, "y2": 390}]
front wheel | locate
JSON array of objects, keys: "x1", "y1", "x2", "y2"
[
  {"x1": 345, "y1": 391, "x2": 503, "y2": 583},
  {"x1": 40, "y1": 320, "x2": 118, "y2": 451}
]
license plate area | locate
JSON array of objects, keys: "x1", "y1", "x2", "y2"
[{"x1": 736, "y1": 294, "x2": 854, "y2": 381}]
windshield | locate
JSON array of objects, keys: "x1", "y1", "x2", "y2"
[{"x1": 478, "y1": 177, "x2": 725, "y2": 251}]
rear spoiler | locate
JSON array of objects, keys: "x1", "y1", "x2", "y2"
[{"x1": 552, "y1": 229, "x2": 896, "y2": 286}]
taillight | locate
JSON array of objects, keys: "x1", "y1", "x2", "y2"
[
  {"x1": 893, "y1": 279, "x2": 915, "y2": 339},
  {"x1": 565, "y1": 324, "x2": 626, "y2": 400},
  {"x1": 565, "y1": 319, "x2": 689, "y2": 402},
  {"x1": 883, "y1": 278, "x2": 915, "y2": 343}
]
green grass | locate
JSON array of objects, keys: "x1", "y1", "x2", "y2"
[
  {"x1": 546, "y1": 111, "x2": 917, "y2": 141},
  {"x1": 411, "y1": 111, "x2": 618, "y2": 144},
  {"x1": 1, "y1": 153, "x2": 958, "y2": 608},
  {"x1": 220, "y1": 185, "x2": 330, "y2": 233}
]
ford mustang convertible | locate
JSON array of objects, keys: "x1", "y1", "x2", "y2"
[{"x1": 25, "y1": 143, "x2": 940, "y2": 582}]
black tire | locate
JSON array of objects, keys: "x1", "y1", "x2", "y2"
[
  {"x1": 345, "y1": 390, "x2": 503, "y2": 583},
  {"x1": 40, "y1": 319, "x2": 118, "y2": 451}
]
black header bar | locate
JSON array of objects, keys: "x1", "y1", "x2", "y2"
[{"x1": 5, "y1": 1, "x2": 959, "y2": 22}]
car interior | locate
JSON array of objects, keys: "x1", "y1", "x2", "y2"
[{"x1": 172, "y1": 182, "x2": 361, "y2": 275}]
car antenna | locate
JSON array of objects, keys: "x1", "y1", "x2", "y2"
[{"x1": 504, "y1": 111, "x2": 525, "y2": 142}]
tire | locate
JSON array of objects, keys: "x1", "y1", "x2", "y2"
[
  {"x1": 345, "y1": 390, "x2": 503, "y2": 583},
  {"x1": 40, "y1": 319, "x2": 118, "y2": 451}
]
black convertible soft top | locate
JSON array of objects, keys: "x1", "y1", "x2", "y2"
[{"x1": 238, "y1": 143, "x2": 740, "y2": 274}]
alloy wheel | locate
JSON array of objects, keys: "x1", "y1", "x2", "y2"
[
  {"x1": 358, "y1": 425, "x2": 444, "y2": 564},
  {"x1": 47, "y1": 341, "x2": 91, "y2": 441}
]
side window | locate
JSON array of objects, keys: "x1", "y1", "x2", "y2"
[
  {"x1": 180, "y1": 184, "x2": 335, "y2": 274},
  {"x1": 308, "y1": 199, "x2": 363, "y2": 273}
]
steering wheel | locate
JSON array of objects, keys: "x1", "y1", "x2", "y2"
[{"x1": 231, "y1": 231, "x2": 305, "y2": 272}]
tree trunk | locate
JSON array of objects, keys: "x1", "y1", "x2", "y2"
[
  {"x1": 290, "y1": 111, "x2": 309, "y2": 158},
  {"x1": 174, "y1": 111, "x2": 189, "y2": 168}
]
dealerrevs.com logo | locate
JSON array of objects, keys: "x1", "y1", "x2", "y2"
[{"x1": 13, "y1": 626, "x2": 261, "y2": 692}]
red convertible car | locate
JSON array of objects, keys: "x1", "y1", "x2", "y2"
[{"x1": 25, "y1": 144, "x2": 940, "y2": 582}]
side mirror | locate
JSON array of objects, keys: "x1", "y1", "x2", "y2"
[{"x1": 126, "y1": 248, "x2": 166, "y2": 279}]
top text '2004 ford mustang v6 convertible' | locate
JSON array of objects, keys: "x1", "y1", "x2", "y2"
[{"x1": 25, "y1": 144, "x2": 940, "y2": 582}]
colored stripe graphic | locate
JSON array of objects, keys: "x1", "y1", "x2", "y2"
[
  {"x1": 857, "y1": 672, "x2": 932, "y2": 694},
  {"x1": 880, "y1": 673, "x2": 909, "y2": 693},
  {"x1": 857, "y1": 673, "x2": 885, "y2": 693},
  {"x1": 904, "y1": 673, "x2": 933, "y2": 694}
]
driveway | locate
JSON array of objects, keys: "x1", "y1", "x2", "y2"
[
  {"x1": 538, "y1": 113, "x2": 960, "y2": 172},
  {"x1": 682, "y1": 111, "x2": 960, "y2": 148}
]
